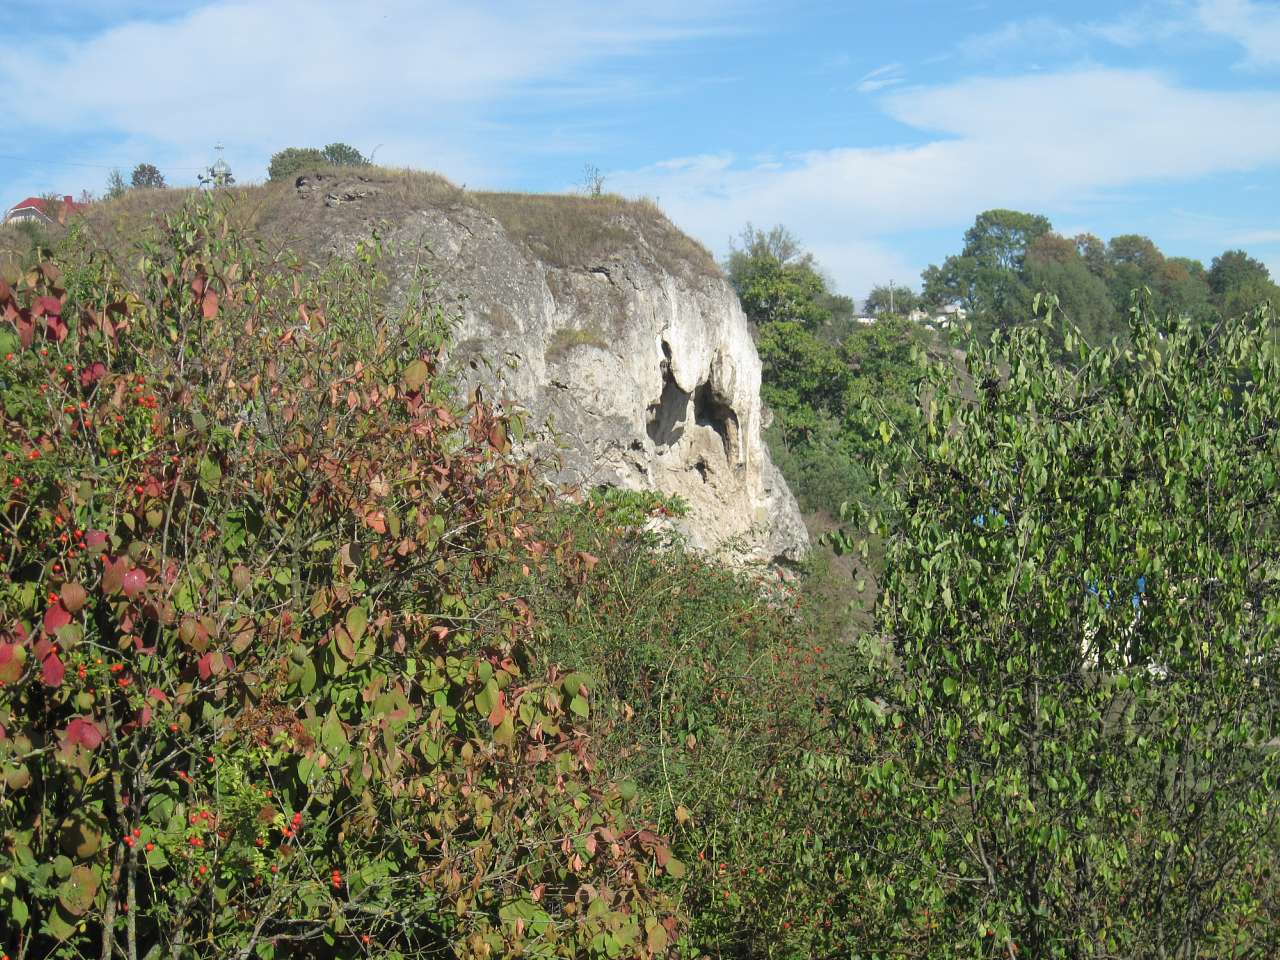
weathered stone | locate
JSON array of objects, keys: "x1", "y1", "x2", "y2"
[{"x1": 283, "y1": 175, "x2": 809, "y2": 565}]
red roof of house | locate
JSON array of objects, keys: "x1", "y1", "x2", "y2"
[{"x1": 7, "y1": 195, "x2": 87, "y2": 218}]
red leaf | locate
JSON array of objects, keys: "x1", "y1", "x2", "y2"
[
  {"x1": 101, "y1": 557, "x2": 127, "y2": 594},
  {"x1": 33, "y1": 296, "x2": 62, "y2": 318},
  {"x1": 41, "y1": 650, "x2": 65, "y2": 686},
  {"x1": 65, "y1": 716, "x2": 104, "y2": 749},
  {"x1": 60, "y1": 582, "x2": 88, "y2": 613},
  {"x1": 363, "y1": 510, "x2": 387, "y2": 534},
  {"x1": 197, "y1": 653, "x2": 214, "y2": 681},
  {"x1": 44, "y1": 602, "x2": 72, "y2": 634},
  {"x1": 201, "y1": 290, "x2": 218, "y2": 320},
  {"x1": 122, "y1": 568, "x2": 147, "y2": 600},
  {"x1": 44, "y1": 316, "x2": 68, "y2": 342},
  {"x1": 487, "y1": 690, "x2": 507, "y2": 728},
  {"x1": 85, "y1": 530, "x2": 109, "y2": 553},
  {"x1": 79, "y1": 362, "x2": 107, "y2": 388},
  {"x1": 0, "y1": 644, "x2": 22, "y2": 684}
]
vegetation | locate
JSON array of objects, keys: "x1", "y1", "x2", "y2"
[
  {"x1": 828, "y1": 297, "x2": 1280, "y2": 958},
  {"x1": 3, "y1": 178, "x2": 1279, "y2": 959},
  {"x1": 104, "y1": 171, "x2": 127, "y2": 202},
  {"x1": 129, "y1": 165, "x2": 166, "y2": 190},
  {"x1": 920, "y1": 208, "x2": 1279, "y2": 347},
  {"x1": 725, "y1": 225, "x2": 928, "y2": 516},
  {"x1": 0, "y1": 202, "x2": 678, "y2": 958},
  {"x1": 268, "y1": 144, "x2": 372, "y2": 182}
]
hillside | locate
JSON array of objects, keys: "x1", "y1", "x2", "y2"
[{"x1": 3, "y1": 169, "x2": 808, "y2": 565}]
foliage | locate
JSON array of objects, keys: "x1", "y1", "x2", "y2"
[
  {"x1": 726, "y1": 225, "x2": 852, "y2": 332},
  {"x1": 862, "y1": 283, "x2": 919, "y2": 318},
  {"x1": 130, "y1": 164, "x2": 166, "y2": 190},
  {"x1": 269, "y1": 145, "x2": 371, "y2": 182},
  {"x1": 830, "y1": 299, "x2": 1280, "y2": 957},
  {"x1": 321, "y1": 143, "x2": 370, "y2": 168},
  {"x1": 725, "y1": 226, "x2": 927, "y2": 517},
  {"x1": 104, "y1": 171, "x2": 127, "y2": 202},
  {"x1": 524, "y1": 502, "x2": 865, "y2": 958},
  {"x1": 580, "y1": 165, "x2": 607, "y2": 199},
  {"x1": 269, "y1": 148, "x2": 328, "y2": 182},
  {"x1": 922, "y1": 210, "x2": 1276, "y2": 350},
  {"x1": 0, "y1": 200, "x2": 679, "y2": 958},
  {"x1": 1209, "y1": 249, "x2": 1280, "y2": 319}
]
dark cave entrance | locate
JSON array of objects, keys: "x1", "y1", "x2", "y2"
[
  {"x1": 646, "y1": 342, "x2": 691, "y2": 449},
  {"x1": 693, "y1": 382, "x2": 739, "y2": 463}
]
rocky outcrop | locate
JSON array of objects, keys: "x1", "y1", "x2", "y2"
[{"x1": 278, "y1": 173, "x2": 809, "y2": 565}]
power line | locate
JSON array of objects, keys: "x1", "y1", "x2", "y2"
[{"x1": 0, "y1": 152, "x2": 214, "y2": 173}]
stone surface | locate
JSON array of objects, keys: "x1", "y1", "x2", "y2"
[{"x1": 284, "y1": 173, "x2": 809, "y2": 564}]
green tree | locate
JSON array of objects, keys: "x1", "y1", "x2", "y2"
[
  {"x1": 1208, "y1": 249, "x2": 1278, "y2": 318},
  {"x1": 104, "y1": 168, "x2": 127, "y2": 200},
  {"x1": 1208, "y1": 249, "x2": 1271, "y2": 298},
  {"x1": 269, "y1": 144, "x2": 371, "y2": 182},
  {"x1": 1024, "y1": 234, "x2": 1118, "y2": 347},
  {"x1": 863, "y1": 283, "x2": 920, "y2": 317},
  {"x1": 726, "y1": 224, "x2": 852, "y2": 332},
  {"x1": 321, "y1": 141, "x2": 370, "y2": 167},
  {"x1": 833, "y1": 301, "x2": 1280, "y2": 958},
  {"x1": 963, "y1": 208, "x2": 1053, "y2": 272},
  {"x1": 756, "y1": 319, "x2": 850, "y2": 434},
  {"x1": 921, "y1": 210, "x2": 1052, "y2": 338},
  {"x1": 267, "y1": 146, "x2": 327, "y2": 182},
  {"x1": 130, "y1": 162, "x2": 166, "y2": 189}
]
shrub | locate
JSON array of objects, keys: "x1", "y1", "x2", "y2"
[
  {"x1": 268, "y1": 145, "x2": 370, "y2": 183},
  {"x1": 832, "y1": 300, "x2": 1280, "y2": 957},
  {"x1": 0, "y1": 199, "x2": 679, "y2": 958},
  {"x1": 522, "y1": 496, "x2": 883, "y2": 958}
]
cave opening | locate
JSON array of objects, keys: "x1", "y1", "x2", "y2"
[
  {"x1": 646, "y1": 342, "x2": 690, "y2": 449},
  {"x1": 693, "y1": 382, "x2": 740, "y2": 463}
]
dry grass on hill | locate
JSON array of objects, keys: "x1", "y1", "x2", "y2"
[
  {"x1": 4, "y1": 166, "x2": 722, "y2": 284},
  {"x1": 472, "y1": 190, "x2": 719, "y2": 279}
]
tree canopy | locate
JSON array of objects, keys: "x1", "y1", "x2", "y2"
[
  {"x1": 130, "y1": 163, "x2": 166, "y2": 189},
  {"x1": 921, "y1": 209, "x2": 1276, "y2": 348},
  {"x1": 268, "y1": 143, "x2": 371, "y2": 182}
]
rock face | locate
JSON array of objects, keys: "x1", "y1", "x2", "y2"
[{"x1": 280, "y1": 173, "x2": 809, "y2": 564}]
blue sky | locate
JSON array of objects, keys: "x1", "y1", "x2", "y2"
[{"x1": 3, "y1": 0, "x2": 1279, "y2": 300}]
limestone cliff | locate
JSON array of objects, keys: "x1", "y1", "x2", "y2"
[{"x1": 274, "y1": 172, "x2": 809, "y2": 564}]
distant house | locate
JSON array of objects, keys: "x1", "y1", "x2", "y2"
[
  {"x1": 3, "y1": 195, "x2": 86, "y2": 227},
  {"x1": 907, "y1": 302, "x2": 969, "y2": 329}
]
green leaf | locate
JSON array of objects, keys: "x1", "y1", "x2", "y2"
[
  {"x1": 345, "y1": 605, "x2": 367, "y2": 642},
  {"x1": 198, "y1": 456, "x2": 222, "y2": 492}
]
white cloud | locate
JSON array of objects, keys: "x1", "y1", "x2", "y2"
[
  {"x1": 1197, "y1": 0, "x2": 1280, "y2": 69},
  {"x1": 956, "y1": 16, "x2": 1089, "y2": 60},
  {"x1": 856, "y1": 63, "x2": 904, "y2": 94},
  {"x1": 954, "y1": 4, "x2": 1198, "y2": 62},
  {"x1": 1230, "y1": 228, "x2": 1280, "y2": 245},
  {"x1": 610, "y1": 68, "x2": 1280, "y2": 297},
  {"x1": 0, "y1": 0, "x2": 738, "y2": 184}
]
